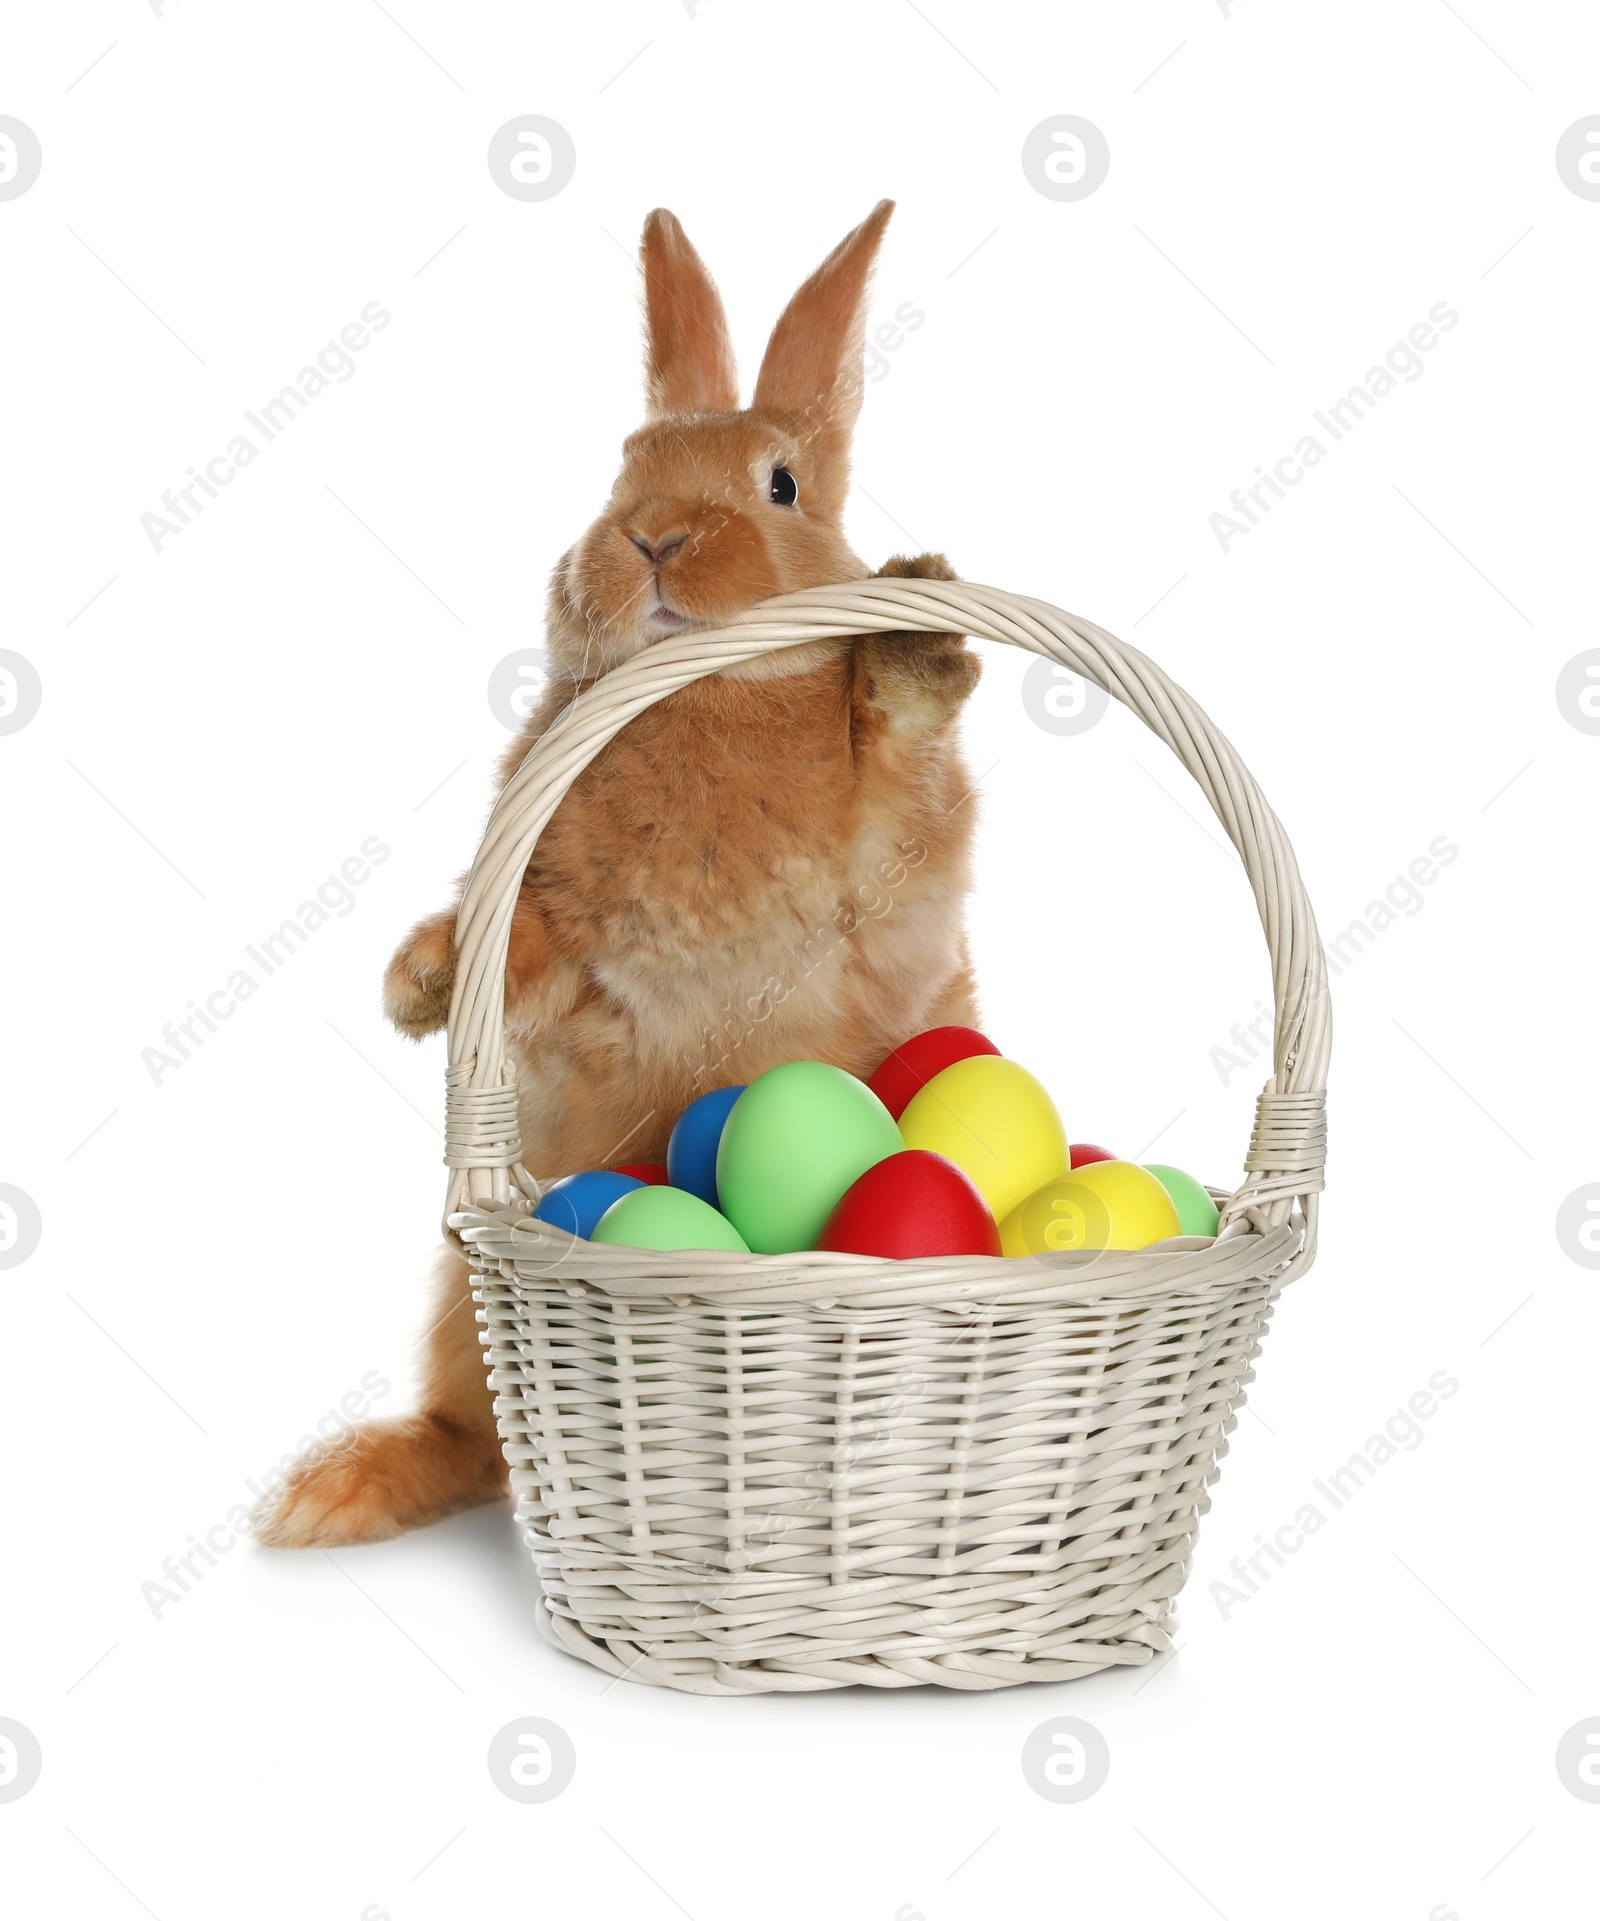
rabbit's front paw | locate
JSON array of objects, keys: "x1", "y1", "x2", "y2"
[
  {"x1": 860, "y1": 633, "x2": 981, "y2": 733},
  {"x1": 384, "y1": 910, "x2": 456, "y2": 1038},
  {"x1": 857, "y1": 539, "x2": 979, "y2": 734},
  {"x1": 875, "y1": 551, "x2": 959, "y2": 583},
  {"x1": 860, "y1": 551, "x2": 979, "y2": 733}
]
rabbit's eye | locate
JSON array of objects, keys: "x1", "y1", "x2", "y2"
[{"x1": 769, "y1": 465, "x2": 799, "y2": 507}]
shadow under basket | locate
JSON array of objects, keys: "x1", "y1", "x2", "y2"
[{"x1": 443, "y1": 579, "x2": 1331, "y2": 1694}]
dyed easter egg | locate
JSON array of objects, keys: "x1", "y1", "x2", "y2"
[
  {"x1": 591, "y1": 1185, "x2": 750, "y2": 1254},
  {"x1": 615, "y1": 1162, "x2": 669, "y2": 1185},
  {"x1": 897, "y1": 1055, "x2": 1069, "y2": 1223},
  {"x1": 533, "y1": 1169, "x2": 645, "y2": 1239},
  {"x1": 817, "y1": 1150, "x2": 1002, "y2": 1259},
  {"x1": 666, "y1": 1086, "x2": 745, "y2": 1206},
  {"x1": 1144, "y1": 1164, "x2": 1221, "y2": 1239},
  {"x1": 715, "y1": 1061, "x2": 903, "y2": 1254},
  {"x1": 999, "y1": 1161, "x2": 1181, "y2": 1258},
  {"x1": 1070, "y1": 1142, "x2": 1117, "y2": 1169},
  {"x1": 867, "y1": 1025, "x2": 1001, "y2": 1121}
]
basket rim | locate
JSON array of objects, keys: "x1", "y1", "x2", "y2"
[
  {"x1": 442, "y1": 577, "x2": 1330, "y2": 1273},
  {"x1": 456, "y1": 1196, "x2": 1304, "y2": 1309}
]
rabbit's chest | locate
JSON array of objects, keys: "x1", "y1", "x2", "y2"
[
  {"x1": 533, "y1": 666, "x2": 869, "y2": 960},
  {"x1": 506, "y1": 658, "x2": 974, "y2": 1148}
]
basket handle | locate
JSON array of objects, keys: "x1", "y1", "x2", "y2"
[{"x1": 443, "y1": 579, "x2": 1329, "y2": 1266}]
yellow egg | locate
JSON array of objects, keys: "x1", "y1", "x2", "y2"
[
  {"x1": 897, "y1": 1056, "x2": 1069, "y2": 1223},
  {"x1": 999, "y1": 1161, "x2": 1182, "y2": 1257}
]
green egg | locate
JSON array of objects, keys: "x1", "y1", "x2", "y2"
[
  {"x1": 715, "y1": 1061, "x2": 904, "y2": 1254},
  {"x1": 1143, "y1": 1164, "x2": 1221, "y2": 1238},
  {"x1": 590, "y1": 1185, "x2": 750, "y2": 1253}
]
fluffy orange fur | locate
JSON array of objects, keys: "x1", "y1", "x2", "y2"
[{"x1": 258, "y1": 202, "x2": 981, "y2": 1548}]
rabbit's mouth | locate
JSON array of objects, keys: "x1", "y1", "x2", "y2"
[{"x1": 647, "y1": 602, "x2": 691, "y2": 633}]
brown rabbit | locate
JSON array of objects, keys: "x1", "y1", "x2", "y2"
[{"x1": 257, "y1": 200, "x2": 982, "y2": 1547}]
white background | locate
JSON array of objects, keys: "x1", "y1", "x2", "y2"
[{"x1": 3, "y1": 2, "x2": 1597, "y2": 1916}]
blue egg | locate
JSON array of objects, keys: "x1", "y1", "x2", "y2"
[
  {"x1": 532, "y1": 1169, "x2": 645, "y2": 1239},
  {"x1": 666, "y1": 1085, "x2": 746, "y2": 1207}
]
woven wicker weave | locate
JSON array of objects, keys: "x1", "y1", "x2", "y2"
[{"x1": 446, "y1": 579, "x2": 1330, "y2": 1693}]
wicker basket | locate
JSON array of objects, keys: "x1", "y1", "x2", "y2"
[{"x1": 446, "y1": 579, "x2": 1330, "y2": 1694}]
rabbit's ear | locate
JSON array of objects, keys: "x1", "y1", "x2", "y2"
[
  {"x1": 753, "y1": 200, "x2": 894, "y2": 476},
  {"x1": 639, "y1": 209, "x2": 739, "y2": 417}
]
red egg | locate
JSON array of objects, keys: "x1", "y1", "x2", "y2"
[
  {"x1": 615, "y1": 1162, "x2": 669, "y2": 1185},
  {"x1": 817, "y1": 1150, "x2": 1002, "y2": 1259},
  {"x1": 1070, "y1": 1142, "x2": 1116, "y2": 1169},
  {"x1": 866, "y1": 1025, "x2": 1001, "y2": 1121}
]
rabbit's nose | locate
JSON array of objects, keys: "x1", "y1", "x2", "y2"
[{"x1": 629, "y1": 532, "x2": 688, "y2": 566}]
